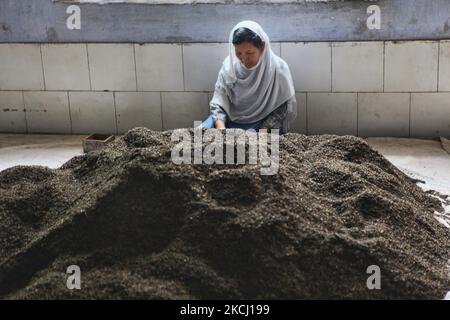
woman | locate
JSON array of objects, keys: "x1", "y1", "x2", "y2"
[{"x1": 199, "y1": 20, "x2": 297, "y2": 134}]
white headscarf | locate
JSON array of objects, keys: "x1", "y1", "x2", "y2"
[{"x1": 211, "y1": 20, "x2": 297, "y2": 124}]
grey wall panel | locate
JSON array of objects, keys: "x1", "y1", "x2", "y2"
[{"x1": 1, "y1": 0, "x2": 450, "y2": 43}]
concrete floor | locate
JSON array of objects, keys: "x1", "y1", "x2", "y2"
[
  {"x1": 0, "y1": 134, "x2": 86, "y2": 172},
  {"x1": 1, "y1": 133, "x2": 450, "y2": 197},
  {"x1": 367, "y1": 137, "x2": 450, "y2": 196}
]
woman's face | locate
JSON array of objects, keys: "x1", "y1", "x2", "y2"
[{"x1": 234, "y1": 41, "x2": 265, "y2": 69}]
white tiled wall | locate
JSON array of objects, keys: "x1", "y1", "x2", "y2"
[
  {"x1": 438, "y1": 40, "x2": 450, "y2": 91},
  {"x1": 358, "y1": 93, "x2": 410, "y2": 137},
  {"x1": 161, "y1": 92, "x2": 209, "y2": 130},
  {"x1": 69, "y1": 91, "x2": 116, "y2": 134},
  {"x1": 183, "y1": 43, "x2": 228, "y2": 91},
  {"x1": 0, "y1": 91, "x2": 26, "y2": 133},
  {"x1": 332, "y1": 42, "x2": 384, "y2": 92},
  {"x1": 307, "y1": 93, "x2": 357, "y2": 135},
  {"x1": 135, "y1": 43, "x2": 184, "y2": 91},
  {"x1": 0, "y1": 44, "x2": 44, "y2": 90},
  {"x1": 384, "y1": 41, "x2": 439, "y2": 92},
  {"x1": 411, "y1": 93, "x2": 450, "y2": 138},
  {"x1": 41, "y1": 44, "x2": 91, "y2": 91},
  {"x1": 282, "y1": 42, "x2": 331, "y2": 92},
  {"x1": 115, "y1": 92, "x2": 162, "y2": 132},
  {"x1": 24, "y1": 91, "x2": 72, "y2": 134},
  {"x1": 0, "y1": 41, "x2": 449, "y2": 137},
  {"x1": 290, "y1": 93, "x2": 307, "y2": 134},
  {"x1": 88, "y1": 44, "x2": 137, "y2": 91}
]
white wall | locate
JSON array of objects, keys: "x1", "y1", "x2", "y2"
[{"x1": 1, "y1": 40, "x2": 449, "y2": 137}]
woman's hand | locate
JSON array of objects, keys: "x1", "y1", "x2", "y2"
[{"x1": 214, "y1": 119, "x2": 226, "y2": 129}]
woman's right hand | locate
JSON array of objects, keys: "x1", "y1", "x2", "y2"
[{"x1": 214, "y1": 119, "x2": 226, "y2": 129}]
